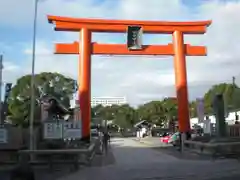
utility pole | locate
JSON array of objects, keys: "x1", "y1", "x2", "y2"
[
  {"x1": 231, "y1": 76, "x2": 236, "y2": 107},
  {"x1": 29, "y1": 0, "x2": 39, "y2": 151},
  {"x1": 0, "y1": 55, "x2": 3, "y2": 124},
  {"x1": 233, "y1": 76, "x2": 236, "y2": 86}
]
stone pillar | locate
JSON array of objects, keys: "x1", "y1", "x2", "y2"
[
  {"x1": 203, "y1": 119, "x2": 211, "y2": 135},
  {"x1": 213, "y1": 94, "x2": 226, "y2": 137}
]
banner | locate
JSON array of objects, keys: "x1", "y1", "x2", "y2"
[
  {"x1": 1, "y1": 83, "x2": 12, "y2": 121},
  {"x1": 4, "y1": 83, "x2": 12, "y2": 103},
  {"x1": 196, "y1": 98, "x2": 205, "y2": 123},
  {"x1": 74, "y1": 80, "x2": 78, "y2": 92}
]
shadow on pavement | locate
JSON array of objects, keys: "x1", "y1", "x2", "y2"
[
  {"x1": 0, "y1": 147, "x2": 116, "y2": 180},
  {"x1": 151, "y1": 145, "x2": 214, "y2": 161},
  {"x1": 91, "y1": 147, "x2": 116, "y2": 167},
  {"x1": 0, "y1": 166, "x2": 75, "y2": 180}
]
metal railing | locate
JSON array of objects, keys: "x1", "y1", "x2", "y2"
[{"x1": 18, "y1": 140, "x2": 97, "y2": 170}]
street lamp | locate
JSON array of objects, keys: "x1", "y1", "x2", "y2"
[{"x1": 29, "y1": 0, "x2": 39, "y2": 151}]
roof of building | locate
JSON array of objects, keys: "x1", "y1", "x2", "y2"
[{"x1": 134, "y1": 120, "x2": 150, "y2": 128}]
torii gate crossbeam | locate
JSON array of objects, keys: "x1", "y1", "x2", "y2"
[{"x1": 48, "y1": 15, "x2": 211, "y2": 141}]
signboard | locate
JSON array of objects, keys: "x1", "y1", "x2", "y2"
[
  {"x1": 127, "y1": 26, "x2": 143, "y2": 50},
  {"x1": 63, "y1": 121, "x2": 81, "y2": 139},
  {"x1": 4, "y1": 83, "x2": 12, "y2": 103},
  {"x1": 43, "y1": 122, "x2": 63, "y2": 139},
  {"x1": 0, "y1": 128, "x2": 8, "y2": 143},
  {"x1": 196, "y1": 98, "x2": 205, "y2": 123},
  {"x1": 43, "y1": 121, "x2": 82, "y2": 140},
  {"x1": 2, "y1": 83, "x2": 13, "y2": 121}
]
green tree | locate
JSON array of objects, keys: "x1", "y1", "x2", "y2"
[
  {"x1": 203, "y1": 83, "x2": 240, "y2": 114},
  {"x1": 115, "y1": 104, "x2": 137, "y2": 127},
  {"x1": 91, "y1": 104, "x2": 137, "y2": 128},
  {"x1": 8, "y1": 72, "x2": 76, "y2": 126},
  {"x1": 90, "y1": 82, "x2": 240, "y2": 129},
  {"x1": 162, "y1": 98, "x2": 178, "y2": 117},
  {"x1": 137, "y1": 101, "x2": 166, "y2": 126},
  {"x1": 92, "y1": 104, "x2": 115, "y2": 120},
  {"x1": 189, "y1": 101, "x2": 197, "y2": 118}
]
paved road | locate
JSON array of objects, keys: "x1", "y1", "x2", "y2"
[
  {"x1": 58, "y1": 138, "x2": 240, "y2": 180},
  {"x1": 2, "y1": 138, "x2": 240, "y2": 180},
  {"x1": 135, "y1": 137, "x2": 169, "y2": 147}
]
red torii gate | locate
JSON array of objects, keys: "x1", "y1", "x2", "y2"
[{"x1": 48, "y1": 15, "x2": 211, "y2": 141}]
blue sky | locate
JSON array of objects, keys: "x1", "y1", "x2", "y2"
[
  {"x1": 1, "y1": 0, "x2": 240, "y2": 105},
  {"x1": 1, "y1": 0, "x2": 202, "y2": 63}
]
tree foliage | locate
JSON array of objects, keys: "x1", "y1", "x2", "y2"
[
  {"x1": 92, "y1": 83, "x2": 240, "y2": 128},
  {"x1": 6, "y1": 71, "x2": 240, "y2": 129},
  {"x1": 92, "y1": 98, "x2": 179, "y2": 128},
  {"x1": 8, "y1": 72, "x2": 76, "y2": 126},
  {"x1": 203, "y1": 83, "x2": 240, "y2": 114}
]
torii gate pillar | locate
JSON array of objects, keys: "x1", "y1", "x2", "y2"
[
  {"x1": 79, "y1": 28, "x2": 91, "y2": 141},
  {"x1": 173, "y1": 31, "x2": 189, "y2": 132}
]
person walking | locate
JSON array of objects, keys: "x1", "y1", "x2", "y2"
[
  {"x1": 103, "y1": 131, "x2": 109, "y2": 154},
  {"x1": 107, "y1": 131, "x2": 111, "y2": 143}
]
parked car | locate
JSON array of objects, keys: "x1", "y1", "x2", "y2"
[
  {"x1": 151, "y1": 128, "x2": 170, "y2": 137},
  {"x1": 160, "y1": 132, "x2": 171, "y2": 137},
  {"x1": 160, "y1": 132, "x2": 172, "y2": 143}
]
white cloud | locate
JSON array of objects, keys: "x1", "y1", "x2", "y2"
[
  {"x1": 23, "y1": 41, "x2": 51, "y2": 56},
  {"x1": 2, "y1": 0, "x2": 240, "y2": 105},
  {"x1": 2, "y1": 61, "x2": 26, "y2": 85},
  {"x1": 0, "y1": 0, "x2": 119, "y2": 28}
]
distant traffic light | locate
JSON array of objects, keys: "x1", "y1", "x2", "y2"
[{"x1": 127, "y1": 26, "x2": 143, "y2": 50}]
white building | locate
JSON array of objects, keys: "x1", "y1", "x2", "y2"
[
  {"x1": 91, "y1": 96, "x2": 127, "y2": 107},
  {"x1": 70, "y1": 93, "x2": 127, "y2": 108},
  {"x1": 190, "y1": 110, "x2": 240, "y2": 128}
]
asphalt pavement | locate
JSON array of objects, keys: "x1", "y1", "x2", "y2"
[
  {"x1": 58, "y1": 138, "x2": 240, "y2": 180},
  {"x1": 2, "y1": 137, "x2": 240, "y2": 180}
]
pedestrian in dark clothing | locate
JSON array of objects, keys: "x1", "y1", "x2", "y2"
[
  {"x1": 107, "y1": 132, "x2": 111, "y2": 143},
  {"x1": 103, "y1": 131, "x2": 109, "y2": 154}
]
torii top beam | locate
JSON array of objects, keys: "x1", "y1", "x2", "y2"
[{"x1": 48, "y1": 15, "x2": 211, "y2": 34}]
